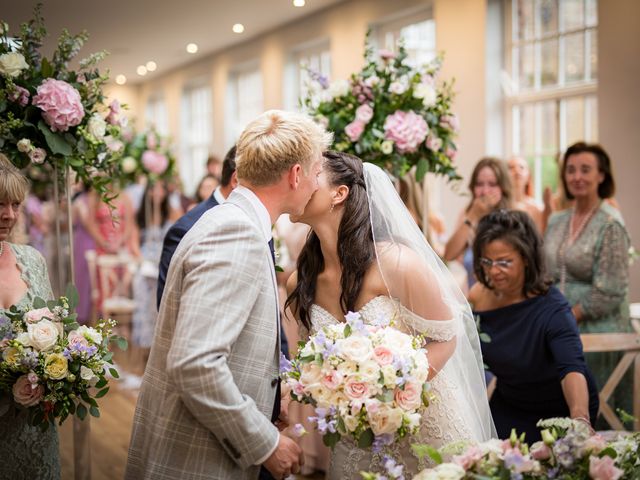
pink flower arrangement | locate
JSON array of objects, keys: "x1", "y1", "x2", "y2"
[
  {"x1": 142, "y1": 150, "x2": 169, "y2": 175},
  {"x1": 383, "y1": 110, "x2": 429, "y2": 153},
  {"x1": 32, "y1": 78, "x2": 85, "y2": 132},
  {"x1": 345, "y1": 120, "x2": 366, "y2": 142}
]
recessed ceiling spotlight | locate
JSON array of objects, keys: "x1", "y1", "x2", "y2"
[
  {"x1": 115, "y1": 74, "x2": 127, "y2": 85},
  {"x1": 146, "y1": 61, "x2": 157, "y2": 72},
  {"x1": 232, "y1": 23, "x2": 245, "y2": 34},
  {"x1": 186, "y1": 43, "x2": 198, "y2": 54},
  {"x1": 137, "y1": 65, "x2": 147, "y2": 76},
  {"x1": 293, "y1": 0, "x2": 305, "y2": 6}
]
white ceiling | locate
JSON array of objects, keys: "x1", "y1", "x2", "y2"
[{"x1": 1, "y1": 0, "x2": 345, "y2": 85}]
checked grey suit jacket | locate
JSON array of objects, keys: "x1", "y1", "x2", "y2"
[{"x1": 125, "y1": 190, "x2": 281, "y2": 480}]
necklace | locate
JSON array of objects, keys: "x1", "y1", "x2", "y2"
[{"x1": 558, "y1": 201, "x2": 600, "y2": 293}]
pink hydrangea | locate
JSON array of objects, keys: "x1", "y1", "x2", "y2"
[
  {"x1": 142, "y1": 150, "x2": 168, "y2": 174},
  {"x1": 383, "y1": 110, "x2": 428, "y2": 153},
  {"x1": 345, "y1": 120, "x2": 365, "y2": 142},
  {"x1": 32, "y1": 78, "x2": 85, "y2": 132}
]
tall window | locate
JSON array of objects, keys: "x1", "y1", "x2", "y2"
[
  {"x1": 227, "y1": 66, "x2": 263, "y2": 147},
  {"x1": 285, "y1": 41, "x2": 331, "y2": 111},
  {"x1": 506, "y1": 0, "x2": 598, "y2": 200},
  {"x1": 180, "y1": 85, "x2": 212, "y2": 196},
  {"x1": 145, "y1": 96, "x2": 169, "y2": 136},
  {"x1": 374, "y1": 8, "x2": 436, "y2": 66}
]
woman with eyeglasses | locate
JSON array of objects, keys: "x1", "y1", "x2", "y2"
[{"x1": 468, "y1": 209, "x2": 598, "y2": 441}]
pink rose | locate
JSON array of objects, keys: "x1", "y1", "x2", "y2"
[
  {"x1": 106, "y1": 99, "x2": 121, "y2": 125},
  {"x1": 355, "y1": 104, "x2": 374, "y2": 124},
  {"x1": 589, "y1": 455, "x2": 623, "y2": 480},
  {"x1": 344, "y1": 376, "x2": 370, "y2": 400},
  {"x1": 8, "y1": 85, "x2": 30, "y2": 106},
  {"x1": 446, "y1": 146, "x2": 457, "y2": 161},
  {"x1": 12, "y1": 374, "x2": 44, "y2": 407},
  {"x1": 25, "y1": 307, "x2": 54, "y2": 324},
  {"x1": 142, "y1": 150, "x2": 168, "y2": 174},
  {"x1": 529, "y1": 441, "x2": 552, "y2": 460},
  {"x1": 345, "y1": 120, "x2": 365, "y2": 142},
  {"x1": 28, "y1": 147, "x2": 47, "y2": 165},
  {"x1": 393, "y1": 382, "x2": 422, "y2": 411},
  {"x1": 383, "y1": 110, "x2": 429, "y2": 153},
  {"x1": 453, "y1": 445, "x2": 483, "y2": 470},
  {"x1": 146, "y1": 134, "x2": 158, "y2": 150},
  {"x1": 321, "y1": 370, "x2": 342, "y2": 390},
  {"x1": 440, "y1": 114, "x2": 460, "y2": 132},
  {"x1": 32, "y1": 78, "x2": 85, "y2": 132},
  {"x1": 379, "y1": 49, "x2": 396, "y2": 61},
  {"x1": 425, "y1": 134, "x2": 443, "y2": 152},
  {"x1": 372, "y1": 346, "x2": 394, "y2": 366},
  {"x1": 67, "y1": 330, "x2": 90, "y2": 350}
]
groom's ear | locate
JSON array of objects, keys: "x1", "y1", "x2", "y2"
[{"x1": 287, "y1": 164, "x2": 302, "y2": 189}]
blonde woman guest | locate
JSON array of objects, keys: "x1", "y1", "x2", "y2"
[
  {"x1": 507, "y1": 156, "x2": 543, "y2": 232},
  {"x1": 444, "y1": 157, "x2": 513, "y2": 289},
  {"x1": 0, "y1": 154, "x2": 60, "y2": 479}
]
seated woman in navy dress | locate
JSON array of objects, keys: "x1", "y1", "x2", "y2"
[{"x1": 468, "y1": 209, "x2": 598, "y2": 442}]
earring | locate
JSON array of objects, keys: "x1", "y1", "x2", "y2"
[{"x1": 329, "y1": 203, "x2": 335, "y2": 213}]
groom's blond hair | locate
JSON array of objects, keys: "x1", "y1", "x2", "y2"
[{"x1": 235, "y1": 110, "x2": 332, "y2": 186}]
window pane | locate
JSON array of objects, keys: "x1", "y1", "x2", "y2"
[
  {"x1": 589, "y1": 29, "x2": 597, "y2": 80},
  {"x1": 515, "y1": 0, "x2": 536, "y2": 40},
  {"x1": 564, "y1": 32, "x2": 585, "y2": 83},
  {"x1": 540, "y1": 100, "x2": 558, "y2": 154},
  {"x1": 518, "y1": 103, "x2": 536, "y2": 154},
  {"x1": 541, "y1": 39, "x2": 559, "y2": 86},
  {"x1": 517, "y1": 44, "x2": 535, "y2": 90},
  {"x1": 585, "y1": 0, "x2": 598, "y2": 26},
  {"x1": 565, "y1": 96, "x2": 585, "y2": 146},
  {"x1": 560, "y1": 0, "x2": 585, "y2": 31},
  {"x1": 541, "y1": 154, "x2": 560, "y2": 192},
  {"x1": 400, "y1": 19, "x2": 436, "y2": 65},
  {"x1": 587, "y1": 95, "x2": 598, "y2": 141},
  {"x1": 539, "y1": 0, "x2": 559, "y2": 35}
]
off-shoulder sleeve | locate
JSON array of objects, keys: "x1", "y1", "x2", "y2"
[
  {"x1": 402, "y1": 309, "x2": 458, "y2": 342},
  {"x1": 581, "y1": 220, "x2": 629, "y2": 321}
]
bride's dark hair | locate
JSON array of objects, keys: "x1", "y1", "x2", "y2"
[{"x1": 285, "y1": 151, "x2": 375, "y2": 330}]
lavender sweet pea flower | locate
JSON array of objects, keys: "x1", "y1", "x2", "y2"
[
  {"x1": 279, "y1": 351, "x2": 293, "y2": 374},
  {"x1": 382, "y1": 456, "x2": 404, "y2": 480},
  {"x1": 372, "y1": 433, "x2": 394, "y2": 453}
]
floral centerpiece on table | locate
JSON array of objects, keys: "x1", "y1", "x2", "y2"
[
  {"x1": 0, "y1": 286, "x2": 127, "y2": 429},
  {"x1": 301, "y1": 35, "x2": 460, "y2": 182},
  {"x1": 0, "y1": 5, "x2": 124, "y2": 202},
  {"x1": 117, "y1": 126, "x2": 176, "y2": 186},
  {"x1": 394, "y1": 417, "x2": 640, "y2": 480},
  {"x1": 280, "y1": 310, "x2": 431, "y2": 451}
]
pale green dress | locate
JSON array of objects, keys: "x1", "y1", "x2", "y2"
[
  {"x1": 544, "y1": 202, "x2": 631, "y2": 422},
  {"x1": 0, "y1": 243, "x2": 60, "y2": 479}
]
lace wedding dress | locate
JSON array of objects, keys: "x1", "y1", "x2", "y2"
[{"x1": 310, "y1": 295, "x2": 475, "y2": 479}]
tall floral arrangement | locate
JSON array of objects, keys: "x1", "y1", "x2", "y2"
[
  {"x1": 118, "y1": 126, "x2": 176, "y2": 186},
  {"x1": 0, "y1": 5, "x2": 123, "y2": 201},
  {"x1": 302, "y1": 36, "x2": 460, "y2": 181}
]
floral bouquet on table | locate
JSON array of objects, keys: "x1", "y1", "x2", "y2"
[
  {"x1": 280, "y1": 311, "x2": 431, "y2": 452},
  {"x1": 0, "y1": 285, "x2": 127, "y2": 430},
  {"x1": 301, "y1": 33, "x2": 460, "y2": 182},
  {"x1": 117, "y1": 127, "x2": 176, "y2": 186},
  {"x1": 403, "y1": 417, "x2": 640, "y2": 480},
  {"x1": 0, "y1": 4, "x2": 124, "y2": 203}
]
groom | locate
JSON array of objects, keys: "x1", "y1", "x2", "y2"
[{"x1": 125, "y1": 110, "x2": 332, "y2": 480}]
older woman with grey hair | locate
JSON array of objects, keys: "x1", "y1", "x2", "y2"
[{"x1": 0, "y1": 154, "x2": 60, "y2": 479}]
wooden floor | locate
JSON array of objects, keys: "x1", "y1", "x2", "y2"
[{"x1": 59, "y1": 346, "x2": 325, "y2": 479}]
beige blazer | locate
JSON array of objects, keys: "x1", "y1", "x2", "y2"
[{"x1": 125, "y1": 191, "x2": 281, "y2": 480}]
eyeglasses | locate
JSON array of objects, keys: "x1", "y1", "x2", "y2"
[{"x1": 479, "y1": 258, "x2": 514, "y2": 270}]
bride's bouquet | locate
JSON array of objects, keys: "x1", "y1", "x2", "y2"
[
  {"x1": 281, "y1": 310, "x2": 431, "y2": 449},
  {"x1": 0, "y1": 286, "x2": 127, "y2": 429}
]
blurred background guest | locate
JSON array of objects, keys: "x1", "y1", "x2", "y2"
[
  {"x1": 444, "y1": 157, "x2": 513, "y2": 291},
  {"x1": 192, "y1": 173, "x2": 220, "y2": 208},
  {"x1": 0, "y1": 154, "x2": 60, "y2": 479},
  {"x1": 508, "y1": 156, "x2": 543, "y2": 232},
  {"x1": 205, "y1": 153, "x2": 223, "y2": 179},
  {"x1": 544, "y1": 142, "x2": 631, "y2": 422},
  {"x1": 470, "y1": 209, "x2": 598, "y2": 441}
]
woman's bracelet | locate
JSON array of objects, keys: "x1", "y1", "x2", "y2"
[{"x1": 573, "y1": 415, "x2": 591, "y2": 425}]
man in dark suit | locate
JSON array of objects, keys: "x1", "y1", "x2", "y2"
[{"x1": 157, "y1": 146, "x2": 238, "y2": 308}]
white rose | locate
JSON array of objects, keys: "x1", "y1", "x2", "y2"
[
  {"x1": 414, "y1": 463, "x2": 465, "y2": 480},
  {"x1": 0, "y1": 52, "x2": 29, "y2": 78},
  {"x1": 381, "y1": 328, "x2": 413, "y2": 353},
  {"x1": 87, "y1": 113, "x2": 106, "y2": 139},
  {"x1": 414, "y1": 83, "x2": 437, "y2": 107},
  {"x1": 17, "y1": 138, "x2": 33, "y2": 153},
  {"x1": 380, "y1": 364, "x2": 397, "y2": 388},
  {"x1": 358, "y1": 359, "x2": 381, "y2": 381},
  {"x1": 412, "y1": 352, "x2": 430, "y2": 384},
  {"x1": 77, "y1": 325, "x2": 103, "y2": 345},
  {"x1": 80, "y1": 365, "x2": 95, "y2": 381},
  {"x1": 389, "y1": 76, "x2": 409, "y2": 95},
  {"x1": 343, "y1": 414, "x2": 359, "y2": 432},
  {"x1": 305, "y1": 382, "x2": 333, "y2": 408},
  {"x1": 16, "y1": 332, "x2": 31, "y2": 347},
  {"x1": 299, "y1": 362, "x2": 323, "y2": 386},
  {"x1": 337, "y1": 336, "x2": 373, "y2": 363},
  {"x1": 337, "y1": 360, "x2": 358, "y2": 376},
  {"x1": 27, "y1": 319, "x2": 59, "y2": 351},
  {"x1": 328, "y1": 79, "x2": 350, "y2": 98},
  {"x1": 121, "y1": 156, "x2": 137, "y2": 174},
  {"x1": 367, "y1": 404, "x2": 403, "y2": 435}
]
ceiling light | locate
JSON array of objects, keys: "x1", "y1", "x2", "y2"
[
  {"x1": 115, "y1": 74, "x2": 127, "y2": 85},
  {"x1": 137, "y1": 65, "x2": 147, "y2": 76},
  {"x1": 232, "y1": 23, "x2": 245, "y2": 34},
  {"x1": 186, "y1": 43, "x2": 198, "y2": 54},
  {"x1": 293, "y1": 0, "x2": 305, "y2": 6},
  {"x1": 146, "y1": 61, "x2": 157, "y2": 72}
]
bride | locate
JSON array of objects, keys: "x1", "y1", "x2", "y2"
[{"x1": 285, "y1": 151, "x2": 495, "y2": 478}]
